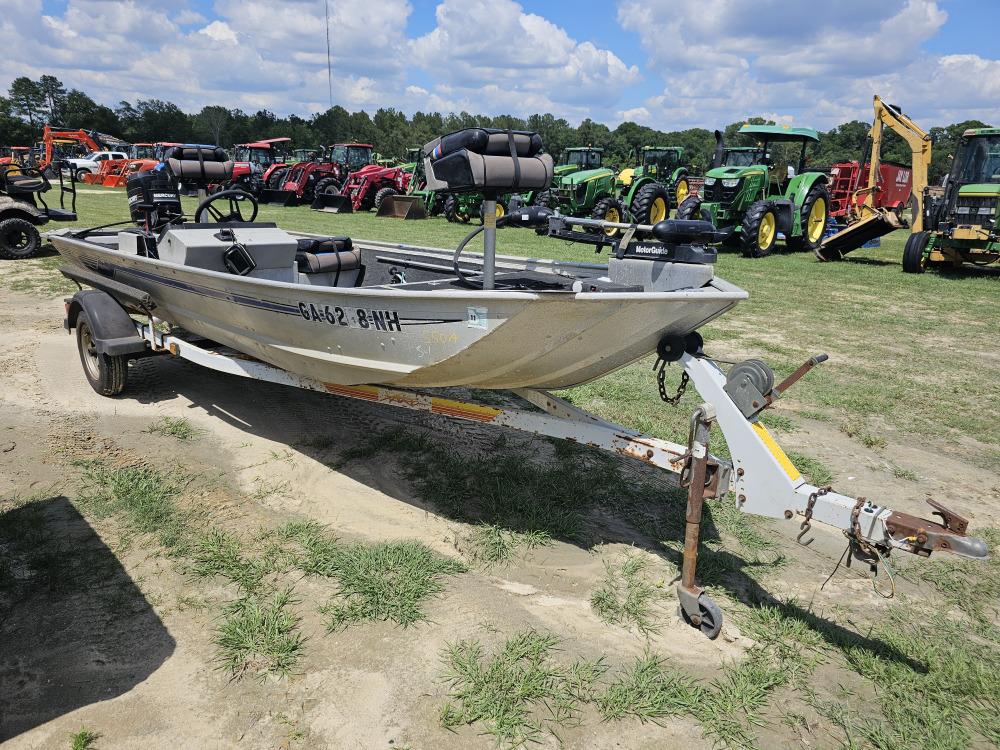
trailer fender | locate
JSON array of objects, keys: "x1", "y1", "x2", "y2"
[{"x1": 64, "y1": 290, "x2": 148, "y2": 356}]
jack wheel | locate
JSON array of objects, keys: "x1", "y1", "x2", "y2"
[{"x1": 679, "y1": 593, "x2": 723, "y2": 639}]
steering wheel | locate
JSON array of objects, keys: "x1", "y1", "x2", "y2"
[{"x1": 194, "y1": 188, "x2": 258, "y2": 224}]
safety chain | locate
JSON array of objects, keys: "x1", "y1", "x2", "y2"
[
  {"x1": 849, "y1": 497, "x2": 877, "y2": 559},
  {"x1": 654, "y1": 360, "x2": 689, "y2": 406},
  {"x1": 796, "y1": 485, "x2": 832, "y2": 545}
]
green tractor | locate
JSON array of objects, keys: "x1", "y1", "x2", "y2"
[
  {"x1": 907, "y1": 127, "x2": 1000, "y2": 273},
  {"x1": 396, "y1": 148, "x2": 447, "y2": 217},
  {"x1": 678, "y1": 125, "x2": 830, "y2": 257},
  {"x1": 443, "y1": 192, "x2": 511, "y2": 224},
  {"x1": 535, "y1": 158, "x2": 623, "y2": 235},
  {"x1": 616, "y1": 146, "x2": 691, "y2": 223},
  {"x1": 520, "y1": 146, "x2": 603, "y2": 206}
]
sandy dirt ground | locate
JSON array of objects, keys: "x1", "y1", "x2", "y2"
[{"x1": 0, "y1": 256, "x2": 995, "y2": 749}]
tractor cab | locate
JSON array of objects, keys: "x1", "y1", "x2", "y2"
[
  {"x1": 719, "y1": 147, "x2": 759, "y2": 168},
  {"x1": 556, "y1": 147, "x2": 603, "y2": 177},
  {"x1": 291, "y1": 148, "x2": 320, "y2": 163},
  {"x1": 919, "y1": 128, "x2": 1000, "y2": 269},
  {"x1": 637, "y1": 146, "x2": 683, "y2": 179},
  {"x1": 329, "y1": 143, "x2": 374, "y2": 172},
  {"x1": 128, "y1": 143, "x2": 155, "y2": 160},
  {"x1": 688, "y1": 125, "x2": 829, "y2": 257}
]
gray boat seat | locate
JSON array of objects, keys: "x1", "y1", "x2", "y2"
[
  {"x1": 163, "y1": 146, "x2": 234, "y2": 183},
  {"x1": 422, "y1": 128, "x2": 553, "y2": 193},
  {"x1": 295, "y1": 236, "x2": 360, "y2": 274}
]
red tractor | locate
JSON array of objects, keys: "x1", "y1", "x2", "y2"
[
  {"x1": 312, "y1": 163, "x2": 412, "y2": 213},
  {"x1": 214, "y1": 137, "x2": 292, "y2": 195}
]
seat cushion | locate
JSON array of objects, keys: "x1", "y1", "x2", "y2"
[
  {"x1": 166, "y1": 158, "x2": 234, "y2": 182},
  {"x1": 296, "y1": 236, "x2": 352, "y2": 254},
  {"x1": 295, "y1": 249, "x2": 361, "y2": 274},
  {"x1": 422, "y1": 129, "x2": 552, "y2": 193}
]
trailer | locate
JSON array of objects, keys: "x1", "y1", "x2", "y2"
[
  {"x1": 828, "y1": 160, "x2": 913, "y2": 221},
  {"x1": 58, "y1": 271, "x2": 987, "y2": 639}
]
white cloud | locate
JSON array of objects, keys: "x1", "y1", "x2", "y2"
[
  {"x1": 198, "y1": 21, "x2": 239, "y2": 46},
  {"x1": 616, "y1": 0, "x2": 1000, "y2": 130}
]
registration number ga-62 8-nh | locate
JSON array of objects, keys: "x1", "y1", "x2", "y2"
[{"x1": 297, "y1": 302, "x2": 402, "y2": 332}]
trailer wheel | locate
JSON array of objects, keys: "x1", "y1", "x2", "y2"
[
  {"x1": 76, "y1": 312, "x2": 128, "y2": 396},
  {"x1": 676, "y1": 195, "x2": 703, "y2": 221},
  {"x1": 740, "y1": 201, "x2": 778, "y2": 258},
  {"x1": 786, "y1": 184, "x2": 830, "y2": 252},
  {"x1": 679, "y1": 593, "x2": 723, "y2": 639},
  {"x1": 0, "y1": 217, "x2": 42, "y2": 260},
  {"x1": 902, "y1": 231, "x2": 930, "y2": 274}
]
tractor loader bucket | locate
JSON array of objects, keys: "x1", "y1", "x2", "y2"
[
  {"x1": 259, "y1": 188, "x2": 298, "y2": 206},
  {"x1": 311, "y1": 193, "x2": 353, "y2": 213},
  {"x1": 81, "y1": 173, "x2": 101, "y2": 185},
  {"x1": 376, "y1": 195, "x2": 427, "y2": 220},
  {"x1": 816, "y1": 208, "x2": 901, "y2": 261},
  {"x1": 103, "y1": 174, "x2": 127, "y2": 188}
]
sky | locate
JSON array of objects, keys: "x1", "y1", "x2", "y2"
[{"x1": 2, "y1": 0, "x2": 999, "y2": 131}]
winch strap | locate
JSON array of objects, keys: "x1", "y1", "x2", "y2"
[{"x1": 507, "y1": 129, "x2": 520, "y2": 187}]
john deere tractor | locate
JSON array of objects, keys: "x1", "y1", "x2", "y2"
[
  {"x1": 906, "y1": 127, "x2": 1000, "y2": 273},
  {"x1": 617, "y1": 146, "x2": 690, "y2": 223},
  {"x1": 678, "y1": 125, "x2": 830, "y2": 257},
  {"x1": 536, "y1": 157, "x2": 623, "y2": 235}
]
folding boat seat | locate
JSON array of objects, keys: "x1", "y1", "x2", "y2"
[
  {"x1": 295, "y1": 236, "x2": 361, "y2": 281},
  {"x1": 163, "y1": 146, "x2": 234, "y2": 184},
  {"x1": 421, "y1": 128, "x2": 553, "y2": 193}
]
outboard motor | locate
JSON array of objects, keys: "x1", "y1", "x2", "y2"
[{"x1": 127, "y1": 168, "x2": 183, "y2": 230}]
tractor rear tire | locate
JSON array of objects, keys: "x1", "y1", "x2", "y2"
[
  {"x1": 740, "y1": 201, "x2": 778, "y2": 258},
  {"x1": 672, "y1": 175, "x2": 691, "y2": 209},
  {"x1": 902, "y1": 231, "x2": 930, "y2": 273},
  {"x1": 631, "y1": 182, "x2": 671, "y2": 225},
  {"x1": 590, "y1": 197, "x2": 625, "y2": 237},
  {"x1": 314, "y1": 177, "x2": 341, "y2": 197},
  {"x1": 267, "y1": 167, "x2": 288, "y2": 190},
  {"x1": 533, "y1": 190, "x2": 552, "y2": 208},
  {"x1": 0, "y1": 217, "x2": 42, "y2": 260},
  {"x1": 374, "y1": 187, "x2": 398, "y2": 213},
  {"x1": 479, "y1": 198, "x2": 508, "y2": 225},
  {"x1": 786, "y1": 183, "x2": 830, "y2": 252},
  {"x1": 676, "y1": 195, "x2": 703, "y2": 221},
  {"x1": 443, "y1": 195, "x2": 465, "y2": 223}
]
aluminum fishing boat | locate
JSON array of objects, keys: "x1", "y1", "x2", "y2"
[{"x1": 48, "y1": 137, "x2": 746, "y2": 389}]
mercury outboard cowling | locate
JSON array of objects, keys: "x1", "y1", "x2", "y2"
[{"x1": 127, "y1": 168, "x2": 183, "y2": 229}]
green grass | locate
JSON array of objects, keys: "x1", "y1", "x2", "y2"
[
  {"x1": 277, "y1": 521, "x2": 466, "y2": 630},
  {"x1": 69, "y1": 728, "x2": 101, "y2": 750},
  {"x1": 784, "y1": 451, "x2": 834, "y2": 486},
  {"x1": 460, "y1": 523, "x2": 550, "y2": 566},
  {"x1": 440, "y1": 630, "x2": 605, "y2": 747},
  {"x1": 144, "y1": 416, "x2": 203, "y2": 441},
  {"x1": 74, "y1": 461, "x2": 193, "y2": 553},
  {"x1": 590, "y1": 553, "x2": 665, "y2": 635},
  {"x1": 214, "y1": 587, "x2": 306, "y2": 682}
]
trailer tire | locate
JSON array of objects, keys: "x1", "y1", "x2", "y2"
[
  {"x1": 740, "y1": 201, "x2": 778, "y2": 258},
  {"x1": 786, "y1": 183, "x2": 830, "y2": 252},
  {"x1": 0, "y1": 217, "x2": 42, "y2": 260},
  {"x1": 76, "y1": 312, "x2": 128, "y2": 396},
  {"x1": 902, "y1": 230, "x2": 930, "y2": 274},
  {"x1": 630, "y1": 182, "x2": 671, "y2": 224},
  {"x1": 676, "y1": 195, "x2": 703, "y2": 221}
]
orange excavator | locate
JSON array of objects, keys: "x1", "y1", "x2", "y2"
[{"x1": 34, "y1": 125, "x2": 128, "y2": 173}]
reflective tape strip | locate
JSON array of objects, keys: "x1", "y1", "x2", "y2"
[{"x1": 751, "y1": 421, "x2": 801, "y2": 481}]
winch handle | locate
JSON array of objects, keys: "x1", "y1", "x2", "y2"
[{"x1": 769, "y1": 353, "x2": 828, "y2": 401}]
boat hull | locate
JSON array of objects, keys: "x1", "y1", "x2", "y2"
[{"x1": 50, "y1": 235, "x2": 747, "y2": 389}]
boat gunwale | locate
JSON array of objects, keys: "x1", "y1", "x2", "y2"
[{"x1": 47, "y1": 230, "x2": 750, "y2": 304}]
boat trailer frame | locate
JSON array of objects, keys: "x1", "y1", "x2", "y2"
[{"x1": 122, "y1": 320, "x2": 986, "y2": 638}]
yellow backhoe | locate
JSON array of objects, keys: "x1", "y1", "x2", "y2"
[{"x1": 816, "y1": 95, "x2": 931, "y2": 260}]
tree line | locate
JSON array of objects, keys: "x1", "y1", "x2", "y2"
[{"x1": 1, "y1": 74, "x2": 988, "y2": 183}]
